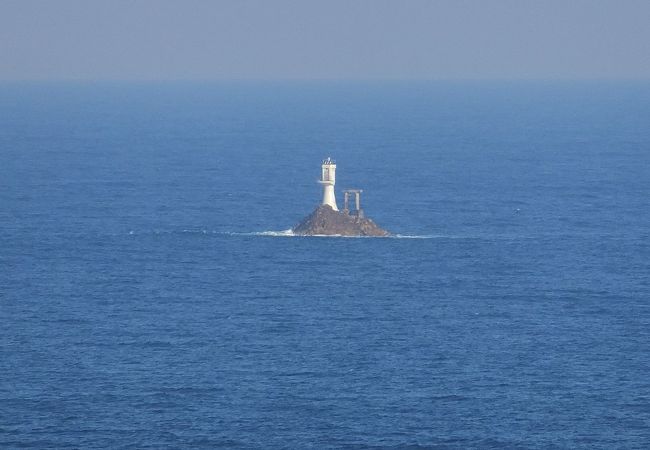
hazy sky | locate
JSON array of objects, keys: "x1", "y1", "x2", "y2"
[{"x1": 1, "y1": 0, "x2": 649, "y2": 80}]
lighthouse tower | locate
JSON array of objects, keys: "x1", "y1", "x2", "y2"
[{"x1": 318, "y1": 157, "x2": 338, "y2": 211}]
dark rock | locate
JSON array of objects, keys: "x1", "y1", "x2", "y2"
[{"x1": 293, "y1": 205, "x2": 390, "y2": 237}]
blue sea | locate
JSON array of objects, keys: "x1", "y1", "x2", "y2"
[{"x1": 1, "y1": 81, "x2": 649, "y2": 448}]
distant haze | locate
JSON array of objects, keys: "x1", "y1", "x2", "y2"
[{"x1": 1, "y1": 0, "x2": 649, "y2": 81}]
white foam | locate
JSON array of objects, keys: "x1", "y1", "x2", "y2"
[
  {"x1": 216, "y1": 229, "x2": 295, "y2": 237},
  {"x1": 389, "y1": 234, "x2": 437, "y2": 239},
  {"x1": 239, "y1": 231, "x2": 439, "y2": 239},
  {"x1": 254, "y1": 229, "x2": 296, "y2": 237},
  {"x1": 125, "y1": 229, "x2": 443, "y2": 239}
]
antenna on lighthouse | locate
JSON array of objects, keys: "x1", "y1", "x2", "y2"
[{"x1": 318, "y1": 157, "x2": 338, "y2": 210}]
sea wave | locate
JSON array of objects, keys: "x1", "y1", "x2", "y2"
[
  {"x1": 246, "y1": 229, "x2": 296, "y2": 237},
  {"x1": 124, "y1": 229, "x2": 443, "y2": 239},
  {"x1": 237, "y1": 230, "x2": 439, "y2": 239}
]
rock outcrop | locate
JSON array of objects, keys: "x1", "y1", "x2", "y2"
[{"x1": 293, "y1": 205, "x2": 390, "y2": 237}]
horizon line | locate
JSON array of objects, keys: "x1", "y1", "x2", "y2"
[{"x1": 1, "y1": 77, "x2": 650, "y2": 84}]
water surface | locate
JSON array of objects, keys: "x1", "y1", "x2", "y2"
[{"x1": 1, "y1": 81, "x2": 649, "y2": 448}]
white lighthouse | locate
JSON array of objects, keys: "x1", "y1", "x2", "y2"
[{"x1": 318, "y1": 157, "x2": 338, "y2": 211}]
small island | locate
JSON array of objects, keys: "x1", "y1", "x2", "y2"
[
  {"x1": 293, "y1": 204, "x2": 389, "y2": 237},
  {"x1": 292, "y1": 158, "x2": 390, "y2": 237}
]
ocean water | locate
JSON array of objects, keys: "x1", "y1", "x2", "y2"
[{"x1": 1, "y1": 81, "x2": 649, "y2": 448}]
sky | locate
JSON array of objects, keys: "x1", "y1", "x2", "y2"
[{"x1": 0, "y1": 0, "x2": 649, "y2": 81}]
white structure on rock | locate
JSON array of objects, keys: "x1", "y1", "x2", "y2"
[{"x1": 318, "y1": 157, "x2": 338, "y2": 211}]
